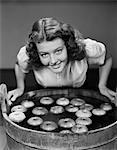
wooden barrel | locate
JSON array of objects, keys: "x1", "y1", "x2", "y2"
[{"x1": 1, "y1": 89, "x2": 117, "y2": 150}]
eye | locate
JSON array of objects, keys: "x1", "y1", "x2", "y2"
[
  {"x1": 39, "y1": 53, "x2": 49, "y2": 58},
  {"x1": 55, "y1": 49, "x2": 62, "y2": 55}
]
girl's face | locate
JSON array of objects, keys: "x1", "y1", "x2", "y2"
[{"x1": 36, "y1": 38, "x2": 68, "y2": 73}]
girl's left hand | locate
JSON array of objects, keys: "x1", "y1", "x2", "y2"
[
  {"x1": 99, "y1": 85, "x2": 117, "y2": 105},
  {"x1": 0, "y1": 84, "x2": 7, "y2": 103}
]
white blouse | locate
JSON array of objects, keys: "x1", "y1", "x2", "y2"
[{"x1": 17, "y1": 38, "x2": 106, "y2": 87}]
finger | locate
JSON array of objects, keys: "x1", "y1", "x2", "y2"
[
  {"x1": 115, "y1": 100, "x2": 117, "y2": 107},
  {"x1": 108, "y1": 90, "x2": 116, "y2": 97},
  {"x1": 0, "y1": 92, "x2": 3, "y2": 98},
  {"x1": 3, "y1": 84, "x2": 7, "y2": 96},
  {"x1": 8, "y1": 91, "x2": 14, "y2": 100},
  {"x1": 101, "y1": 90, "x2": 115, "y2": 101},
  {"x1": 100, "y1": 88, "x2": 116, "y2": 100},
  {"x1": 7, "y1": 100, "x2": 12, "y2": 106},
  {"x1": 10, "y1": 94, "x2": 18, "y2": 102},
  {"x1": 99, "y1": 90, "x2": 107, "y2": 96},
  {"x1": 106, "y1": 89, "x2": 117, "y2": 101},
  {"x1": 0, "y1": 92, "x2": 4, "y2": 102},
  {"x1": 107, "y1": 94, "x2": 115, "y2": 101},
  {"x1": 0, "y1": 84, "x2": 6, "y2": 93},
  {"x1": 0, "y1": 94, "x2": 3, "y2": 103}
]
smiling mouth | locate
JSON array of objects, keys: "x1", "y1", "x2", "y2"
[
  {"x1": 50, "y1": 62, "x2": 61, "y2": 69},
  {"x1": 51, "y1": 64, "x2": 61, "y2": 69}
]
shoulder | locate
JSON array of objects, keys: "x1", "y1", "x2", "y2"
[
  {"x1": 83, "y1": 38, "x2": 105, "y2": 49},
  {"x1": 83, "y1": 38, "x2": 106, "y2": 57},
  {"x1": 17, "y1": 46, "x2": 30, "y2": 73},
  {"x1": 17, "y1": 46, "x2": 29, "y2": 62}
]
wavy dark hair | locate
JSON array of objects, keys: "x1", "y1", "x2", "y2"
[{"x1": 26, "y1": 17, "x2": 86, "y2": 69}]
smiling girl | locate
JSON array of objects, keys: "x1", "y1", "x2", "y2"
[{"x1": 8, "y1": 17, "x2": 116, "y2": 103}]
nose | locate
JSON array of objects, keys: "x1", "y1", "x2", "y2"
[{"x1": 49, "y1": 54, "x2": 57, "y2": 65}]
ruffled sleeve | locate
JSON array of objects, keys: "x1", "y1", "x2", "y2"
[
  {"x1": 84, "y1": 38, "x2": 106, "y2": 65},
  {"x1": 17, "y1": 46, "x2": 30, "y2": 73}
]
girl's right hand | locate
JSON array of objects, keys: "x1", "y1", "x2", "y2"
[{"x1": 8, "y1": 88, "x2": 24, "y2": 102}]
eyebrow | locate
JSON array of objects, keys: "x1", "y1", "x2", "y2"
[
  {"x1": 39, "y1": 46, "x2": 64, "y2": 54},
  {"x1": 39, "y1": 52, "x2": 49, "y2": 55},
  {"x1": 54, "y1": 46, "x2": 63, "y2": 51}
]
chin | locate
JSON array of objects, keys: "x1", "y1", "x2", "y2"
[
  {"x1": 49, "y1": 61, "x2": 67, "y2": 73},
  {"x1": 50, "y1": 65, "x2": 65, "y2": 73},
  {"x1": 51, "y1": 68, "x2": 63, "y2": 73}
]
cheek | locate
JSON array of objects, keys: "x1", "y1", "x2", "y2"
[
  {"x1": 40, "y1": 57, "x2": 49, "y2": 66},
  {"x1": 60, "y1": 50, "x2": 67, "y2": 61}
]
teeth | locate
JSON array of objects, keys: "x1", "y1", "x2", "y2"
[
  {"x1": 52, "y1": 65, "x2": 60, "y2": 69},
  {"x1": 50, "y1": 61, "x2": 61, "y2": 69},
  {"x1": 54, "y1": 61, "x2": 61, "y2": 66},
  {"x1": 57, "y1": 61, "x2": 61, "y2": 65}
]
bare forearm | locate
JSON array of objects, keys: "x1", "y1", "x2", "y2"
[
  {"x1": 7, "y1": 64, "x2": 26, "y2": 102},
  {"x1": 99, "y1": 57, "x2": 112, "y2": 87},
  {"x1": 15, "y1": 63, "x2": 26, "y2": 91}
]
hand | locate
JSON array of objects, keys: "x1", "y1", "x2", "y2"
[
  {"x1": 0, "y1": 83, "x2": 7, "y2": 103},
  {"x1": 0, "y1": 92, "x2": 4, "y2": 104},
  {"x1": 99, "y1": 85, "x2": 117, "y2": 104},
  {"x1": 8, "y1": 88, "x2": 24, "y2": 102}
]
